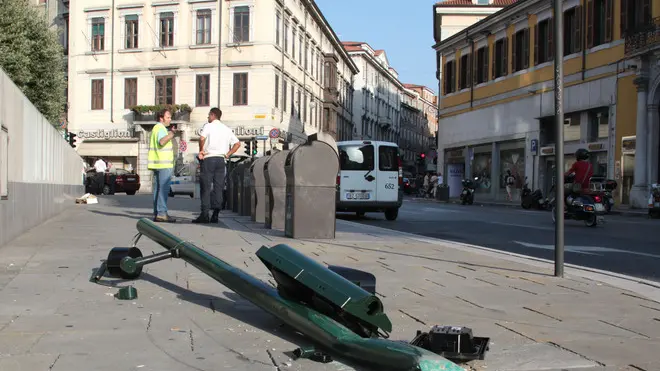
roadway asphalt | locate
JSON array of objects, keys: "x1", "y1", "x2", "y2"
[{"x1": 339, "y1": 197, "x2": 660, "y2": 282}]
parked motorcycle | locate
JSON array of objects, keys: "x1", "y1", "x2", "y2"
[
  {"x1": 460, "y1": 178, "x2": 476, "y2": 205},
  {"x1": 550, "y1": 174, "x2": 606, "y2": 227},
  {"x1": 521, "y1": 177, "x2": 548, "y2": 210}
]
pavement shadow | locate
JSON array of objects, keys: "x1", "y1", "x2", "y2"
[
  {"x1": 140, "y1": 272, "x2": 308, "y2": 343},
  {"x1": 86, "y1": 209, "x2": 153, "y2": 219},
  {"x1": 139, "y1": 272, "x2": 387, "y2": 371}
]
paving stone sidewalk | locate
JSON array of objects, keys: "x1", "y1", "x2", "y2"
[{"x1": 0, "y1": 195, "x2": 658, "y2": 371}]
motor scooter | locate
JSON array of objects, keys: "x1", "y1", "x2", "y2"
[
  {"x1": 460, "y1": 177, "x2": 476, "y2": 205},
  {"x1": 549, "y1": 174, "x2": 606, "y2": 227},
  {"x1": 590, "y1": 176, "x2": 617, "y2": 213},
  {"x1": 521, "y1": 177, "x2": 548, "y2": 210}
]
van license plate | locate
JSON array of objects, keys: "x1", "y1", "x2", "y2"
[
  {"x1": 127, "y1": 177, "x2": 136, "y2": 182},
  {"x1": 594, "y1": 203, "x2": 604, "y2": 212},
  {"x1": 346, "y1": 192, "x2": 370, "y2": 200}
]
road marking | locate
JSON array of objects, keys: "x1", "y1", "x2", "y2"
[
  {"x1": 512, "y1": 241, "x2": 660, "y2": 259},
  {"x1": 489, "y1": 221, "x2": 554, "y2": 231}
]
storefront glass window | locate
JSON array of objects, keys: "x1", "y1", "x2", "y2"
[
  {"x1": 500, "y1": 148, "x2": 525, "y2": 188},
  {"x1": 472, "y1": 152, "x2": 492, "y2": 193}
]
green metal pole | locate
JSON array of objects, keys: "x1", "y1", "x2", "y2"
[{"x1": 132, "y1": 218, "x2": 463, "y2": 371}]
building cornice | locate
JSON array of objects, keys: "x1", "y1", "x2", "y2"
[
  {"x1": 435, "y1": 7, "x2": 503, "y2": 15},
  {"x1": 432, "y1": 0, "x2": 540, "y2": 51},
  {"x1": 347, "y1": 51, "x2": 404, "y2": 90},
  {"x1": 304, "y1": 0, "x2": 359, "y2": 74}
]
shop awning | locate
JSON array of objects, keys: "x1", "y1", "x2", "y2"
[{"x1": 77, "y1": 141, "x2": 139, "y2": 157}]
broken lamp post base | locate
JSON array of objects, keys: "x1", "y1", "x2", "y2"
[{"x1": 90, "y1": 218, "x2": 489, "y2": 370}]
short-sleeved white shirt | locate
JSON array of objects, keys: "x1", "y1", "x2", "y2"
[{"x1": 200, "y1": 120, "x2": 239, "y2": 158}]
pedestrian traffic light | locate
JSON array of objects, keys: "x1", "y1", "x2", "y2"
[
  {"x1": 68, "y1": 132, "x2": 77, "y2": 149},
  {"x1": 244, "y1": 141, "x2": 251, "y2": 155}
]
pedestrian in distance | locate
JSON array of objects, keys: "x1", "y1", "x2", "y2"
[
  {"x1": 193, "y1": 107, "x2": 241, "y2": 224},
  {"x1": 505, "y1": 169, "x2": 515, "y2": 201},
  {"x1": 148, "y1": 108, "x2": 179, "y2": 223}
]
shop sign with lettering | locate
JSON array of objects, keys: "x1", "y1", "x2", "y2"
[
  {"x1": 232, "y1": 126, "x2": 265, "y2": 137},
  {"x1": 78, "y1": 129, "x2": 134, "y2": 139}
]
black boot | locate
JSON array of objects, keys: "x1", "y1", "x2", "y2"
[
  {"x1": 192, "y1": 213, "x2": 210, "y2": 224},
  {"x1": 210, "y1": 209, "x2": 220, "y2": 223}
]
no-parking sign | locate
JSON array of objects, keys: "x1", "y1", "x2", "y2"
[
  {"x1": 179, "y1": 139, "x2": 188, "y2": 153},
  {"x1": 269, "y1": 128, "x2": 280, "y2": 139}
]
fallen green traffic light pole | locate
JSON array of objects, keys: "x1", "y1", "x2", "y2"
[{"x1": 90, "y1": 218, "x2": 489, "y2": 371}]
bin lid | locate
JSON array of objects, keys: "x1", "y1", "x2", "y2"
[
  {"x1": 251, "y1": 156, "x2": 270, "y2": 185},
  {"x1": 286, "y1": 140, "x2": 338, "y2": 186}
]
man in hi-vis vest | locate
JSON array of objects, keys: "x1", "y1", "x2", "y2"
[{"x1": 148, "y1": 108, "x2": 179, "y2": 223}]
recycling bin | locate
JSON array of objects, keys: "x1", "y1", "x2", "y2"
[
  {"x1": 284, "y1": 140, "x2": 339, "y2": 239},
  {"x1": 264, "y1": 150, "x2": 289, "y2": 230},
  {"x1": 250, "y1": 156, "x2": 271, "y2": 223}
]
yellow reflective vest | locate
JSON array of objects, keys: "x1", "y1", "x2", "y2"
[{"x1": 147, "y1": 123, "x2": 174, "y2": 169}]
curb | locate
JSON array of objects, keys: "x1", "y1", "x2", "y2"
[
  {"x1": 335, "y1": 219, "x2": 660, "y2": 303},
  {"x1": 409, "y1": 197, "x2": 652, "y2": 218}
]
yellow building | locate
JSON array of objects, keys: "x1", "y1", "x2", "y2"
[{"x1": 433, "y1": 0, "x2": 657, "y2": 207}]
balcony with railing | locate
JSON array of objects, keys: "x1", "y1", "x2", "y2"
[{"x1": 625, "y1": 16, "x2": 660, "y2": 56}]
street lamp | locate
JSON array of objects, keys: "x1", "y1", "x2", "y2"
[{"x1": 553, "y1": 0, "x2": 565, "y2": 278}]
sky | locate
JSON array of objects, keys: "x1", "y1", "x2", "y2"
[{"x1": 315, "y1": 0, "x2": 438, "y2": 93}]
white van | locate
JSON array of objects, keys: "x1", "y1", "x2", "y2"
[
  {"x1": 336, "y1": 140, "x2": 403, "y2": 220},
  {"x1": 169, "y1": 164, "x2": 196, "y2": 198}
]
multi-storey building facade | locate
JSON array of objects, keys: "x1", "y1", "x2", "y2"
[
  {"x1": 33, "y1": 0, "x2": 70, "y2": 126},
  {"x1": 399, "y1": 85, "x2": 439, "y2": 173},
  {"x1": 623, "y1": 0, "x2": 659, "y2": 208},
  {"x1": 403, "y1": 84, "x2": 438, "y2": 153},
  {"x1": 434, "y1": 0, "x2": 654, "y2": 205},
  {"x1": 399, "y1": 88, "x2": 429, "y2": 173},
  {"x1": 68, "y1": 0, "x2": 357, "y2": 191},
  {"x1": 342, "y1": 41, "x2": 403, "y2": 142},
  {"x1": 433, "y1": 0, "x2": 513, "y2": 98}
]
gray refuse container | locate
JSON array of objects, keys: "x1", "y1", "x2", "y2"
[
  {"x1": 250, "y1": 156, "x2": 270, "y2": 223},
  {"x1": 436, "y1": 185, "x2": 450, "y2": 201},
  {"x1": 284, "y1": 140, "x2": 339, "y2": 239},
  {"x1": 227, "y1": 168, "x2": 234, "y2": 211},
  {"x1": 240, "y1": 160, "x2": 253, "y2": 216},
  {"x1": 264, "y1": 150, "x2": 289, "y2": 230},
  {"x1": 232, "y1": 163, "x2": 244, "y2": 213}
]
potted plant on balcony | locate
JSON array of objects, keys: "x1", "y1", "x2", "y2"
[
  {"x1": 174, "y1": 104, "x2": 192, "y2": 121},
  {"x1": 131, "y1": 104, "x2": 193, "y2": 122}
]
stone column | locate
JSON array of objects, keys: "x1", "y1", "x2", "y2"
[
  {"x1": 630, "y1": 76, "x2": 649, "y2": 208},
  {"x1": 490, "y1": 142, "x2": 500, "y2": 200},
  {"x1": 648, "y1": 104, "x2": 659, "y2": 185},
  {"x1": 464, "y1": 145, "x2": 472, "y2": 183}
]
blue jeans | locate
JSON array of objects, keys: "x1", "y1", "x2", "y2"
[{"x1": 152, "y1": 168, "x2": 173, "y2": 217}]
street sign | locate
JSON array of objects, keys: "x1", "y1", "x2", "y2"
[
  {"x1": 531, "y1": 139, "x2": 538, "y2": 155},
  {"x1": 269, "y1": 128, "x2": 280, "y2": 139},
  {"x1": 256, "y1": 135, "x2": 268, "y2": 140},
  {"x1": 179, "y1": 139, "x2": 188, "y2": 153}
]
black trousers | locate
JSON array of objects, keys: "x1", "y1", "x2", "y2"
[{"x1": 200, "y1": 157, "x2": 226, "y2": 214}]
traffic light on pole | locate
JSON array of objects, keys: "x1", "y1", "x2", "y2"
[
  {"x1": 244, "y1": 141, "x2": 251, "y2": 155},
  {"x1": 68, "y1": 132, "x2": 77, "y2": 149},
  {"x1": 252, "y1": 140, "x2": 258, "y2": 156}
]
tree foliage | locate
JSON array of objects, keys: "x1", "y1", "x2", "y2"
[{"x1": 0, "y1": 0, "x2": 66, "y2": 126}]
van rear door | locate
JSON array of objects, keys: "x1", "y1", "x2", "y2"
[
  {"x1": 376, "y1": 144, "x2": 400, "y2": 202},
  {"x1": 338, "y1": 143, "x2": 376, "y2": 202}
]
